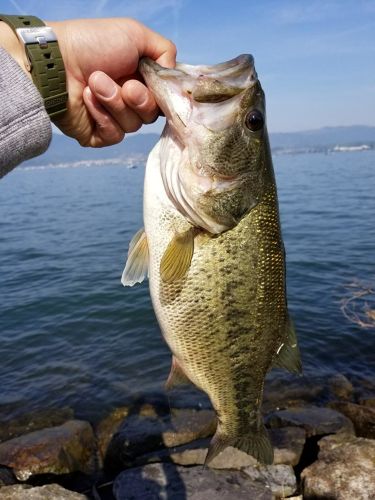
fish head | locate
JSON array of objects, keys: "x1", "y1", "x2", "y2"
[{"x1": 140, "y1": 54, "x2": 272, "y2": 234}]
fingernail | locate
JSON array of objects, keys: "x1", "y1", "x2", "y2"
[{"x1": 93, "y1": 72, "x2": 117, "y2": 99}]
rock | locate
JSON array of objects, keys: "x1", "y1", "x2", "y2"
[
  {"x1": 96, "y1": 400, "x2": 177, "y2": 460},
  {"x1": 0, "y1": 420, "x2": 96, "y2": 481},
  {"x1": 134, "y1": 426, "x2": 305, "y2": 470},
  {"x1": 266, "y1": 406, "x2": 354, "y2": 437},
  {"x1": 105, "y1": 408, "x2": 216, "y2": 470},
  {"x1": 96, "y1": 406, "x2": 129, "y2": 461},
  {"x1": 0, "y1": 467, "x2": 16, "y2": 486},
  {"x1": 138, "y1": 442, "x2": 258, "y2": 469},
  {"x1": 352, "y1": 375, "x2": 375, "y2": 403},
  {"x1": 359, "y1": 397, "x2": 375, "y2": 408},
  {"x1": 113, "y1": 462, "x2": 273, "y2": 499},
  {"x1": 301, "y1": 433, "x2": 375, "y2": 499},
  {"x1": 269, "y1": 427, "x2": 306, "y2": 466},
  {"x1": 243, "y1": 464, "x2": 297, "y2": 497},
  {"x1": 263, "y1": 375, "x2": 324, "y2": 412},
  {"x1": 0, "y1": 484, "x2": 87, "y2": 499},
  {"x1": 328, "y1": 401, "x2": 375, "y2": 439},
  {"x1": 0, "y1": 408, "x2": 74, "y2": 443},
  {"x1": 328, "y1": 373, "x2": 353, "y2": 401}
]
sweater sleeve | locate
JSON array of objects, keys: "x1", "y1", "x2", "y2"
[{"x1": 0, "y1": 47, "x2": 52, "y2": 178}]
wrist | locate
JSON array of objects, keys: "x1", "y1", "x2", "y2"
[{"x1": 0, "y1": 21, "x2": 31, "y2": 79}]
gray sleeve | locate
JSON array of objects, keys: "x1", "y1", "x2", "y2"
[{"x1": 0, "y1": 47, "x2": 52, "y2": 178}]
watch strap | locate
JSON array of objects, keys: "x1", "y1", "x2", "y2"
[{"x1": 0, "y1": 14, "x2": 68, "y2": 117}]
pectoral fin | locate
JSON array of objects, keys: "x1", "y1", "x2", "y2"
[
  {"x1": 165, "y1": 356, "x2": 192, "y2": 390},
  {"x1": 160, "y1": 228, "x2": 195, "y2": 283},
  {"x1": 273, "y1": 315, "x2": 302, "y2": 374},
  {"x1": 121, "y1": 228, "x2": 149, "y2": 287}
]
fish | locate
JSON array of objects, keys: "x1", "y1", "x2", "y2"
[{"x1": 121, "y1": 54, "x2": 301, "y2": 465}]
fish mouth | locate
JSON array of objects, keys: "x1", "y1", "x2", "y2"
[
  {"x1": 139, "y1": 54, "x2": 257, "y2": 87},
  {"x1": 139, "y1": 54, "x2": 258, "y2": 134}
]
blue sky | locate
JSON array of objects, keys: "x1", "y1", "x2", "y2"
[{"x1": 3, "y1": 0, "x2": 375, "y2": 133}]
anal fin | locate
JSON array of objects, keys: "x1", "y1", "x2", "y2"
[
  {"x1": 165, "y1": 356, "x2": 191, "y2": 390},
  {"x1": 121, "y1": 228, "x2": 149, "y2": 287},
  {"x1": 273, "y1": 315, "x2": 302, "y2": 374}
]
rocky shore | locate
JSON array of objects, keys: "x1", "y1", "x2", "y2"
[{"x1": 0, "y1": 372, "x2": 374, "y2": 499}]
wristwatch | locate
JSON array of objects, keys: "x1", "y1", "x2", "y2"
[{"x1": 0, "y1": 14, "x2": 68, "y2": 117}]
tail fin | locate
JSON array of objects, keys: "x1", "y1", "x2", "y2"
[{"x1": 205, "y1": 424, "x2": 273, "y2": 466}]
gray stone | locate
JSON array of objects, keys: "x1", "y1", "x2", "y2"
[
  {"x1": 113, "y1": 462, "x2": 273, "y2": 499},
  {"x1": 329, "y1": 401, "x2": 375, "y2": 438},
  {"x1": 266, "y1": 405, "x2": 354, "y2": 437},
  {"x1": 359, "y1": 397, "x2": 375, "y2": 408},
  {"x1": 0, "y1": 420, "x2": 96, "y2": 480},
  {"x1": 263, "y1": 376, "x2": 324, "y2": 412},
  {"x1": 0, "y1": 468, "x2": 16, "y2": 487},
  {"x1": 301, "y1": 433, "x2": 375, "y2": 500},
  {"x1": 328, "y1": 373, "x2": 354, "y2": 401},
  {"x1": 96, "y1": 406, "x2": 130, "y2": 460},
  {"x1": 0, "y1": 408, "x2": 74, "y2": 443},
  {"x1": 105, "y1": 407, "x2": 216, "y2": 470},
  {"x1": 0, "y1": 484, "x2": 86, "y2": 499},
  {"x1": 269, "y1": 426, "x2": 306, "y2": 466},
  {"x1": 137, "y1": 426, "x2": 306, "y2": 469},
  {"x1": 243, "y1": 464, "x2": 297, "y2": 497}
]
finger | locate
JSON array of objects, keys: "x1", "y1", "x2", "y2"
[
  {"x1": 89, "y1": 71, "x2": 144, "y2": 133},
  {"x1": 121, "y1": 79, "x2": 159, "y2": 124},
  {"x1": 83, "y1": 87, "x2": 125, "y2": 147},
  {"x1": 138, "y1": 23, "x2": 177, "y2": 68}
]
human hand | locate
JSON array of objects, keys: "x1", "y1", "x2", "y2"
[{"x1": 48, "y1": 18, "x2": 176, "y2": 147}]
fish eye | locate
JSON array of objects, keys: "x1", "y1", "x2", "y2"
[{"x1": 245, "y1": 109, "x2": 264, "y2": 131}]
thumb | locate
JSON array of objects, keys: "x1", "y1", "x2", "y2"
[{"x1": 138, "y1": 22, "x2": 177, "y2": 68}]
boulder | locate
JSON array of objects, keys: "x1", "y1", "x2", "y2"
[
  {"x1": 135, "y1": 426, "x2": 306, "y2": 469},
  {"x1": 243, "y1": 464, "x2": 297, "y2": 497},
  {"x1": 0, "y1": 484, "x2": 86, "y2": 499},
  {"x1": 0, "y1": 420, "x2": 96, "y2": 480},
  {"x1": 0, "y1": 408, "x2": 74, "y2": 443},
  {"x1": 96, "y1": 406, "x2": 130, "y2": 460},
  {"x1": 136, "y1": 442, "x2": 257, "y2": 469},
  {"x1": 0, "y1": 468, "x2": 16, "y2": 487},
  {"x1": 262, "y1": 375, "x2": 324, "y2": 412},
  {"x1": 104, "y1": 408, "x2": 216, "y2": 470},
  {"x1": 113, "y1": 462, "x2": 273, "y2": 499},
  {"x1": 327, "y1": 373, "x2": 354, "y2": 401},
  {"x1": 329, "y1": 401, "x2": 375, "y2": 438},
  {"x1": 359, "y1": 397, "x2": 375, "y2": 408},
  {"x1": 266, "y1": 406, "x2": 354, "y2": 437},
  {"x1": 301, "y1": 433, "x2": 375, "y2": 499},
  {"x1": 269, "y1": 426, "x2": 306, "y2": 466}
]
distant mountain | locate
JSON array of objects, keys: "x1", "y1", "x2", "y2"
[
  {"x1": 23, "y1": 125, "x2": 375, "y2": 167},
  {"x1": 24, "y1": 132, "x2": 160, "y2": 166},
  {"x1": 270, "y1": 125, "x2": 375, "y2": 151}
]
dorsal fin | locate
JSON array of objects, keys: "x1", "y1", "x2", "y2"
[
  {"x1": 160, "y1": 227, "x2": 195, "y2": 283},
  {"x1": 273, "y1": 315, "x2": 302, "y2": 374},
  {"x1": 121, "y1": 228, "x2": 149, "y2": 287}
]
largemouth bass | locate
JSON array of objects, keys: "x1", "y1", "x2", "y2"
[{"x1": 122, "y1": 54, "x2": 301, "y2": 465}]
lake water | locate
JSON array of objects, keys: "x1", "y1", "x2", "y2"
[{"x1": 1, "y1": 150, "x2": 374, "y2": 422}]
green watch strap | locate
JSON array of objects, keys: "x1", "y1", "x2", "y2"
[{"x1": 0, "y1": 14, "x2": 68, "y2": 117}]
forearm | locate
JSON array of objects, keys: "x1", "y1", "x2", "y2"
[{"x1": 0, "y1": 22, "x2": 51, "y2": 178}]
